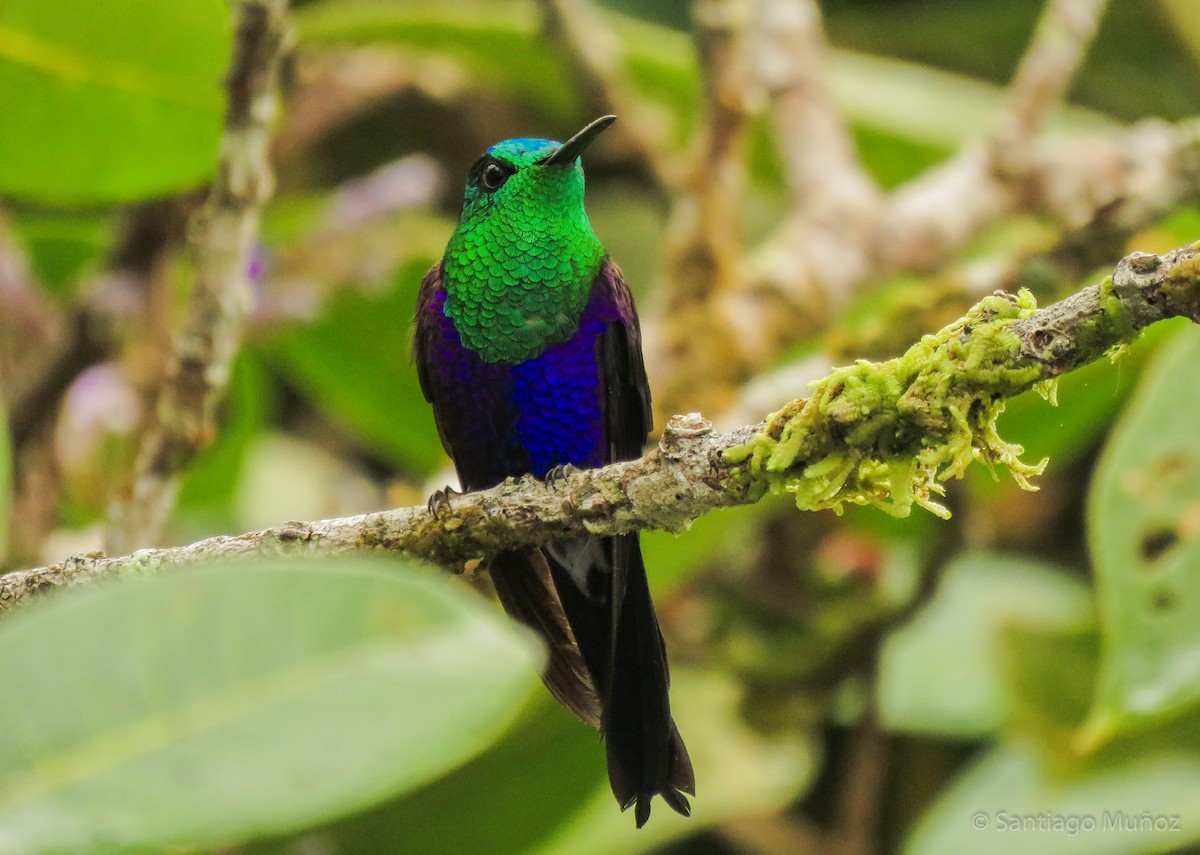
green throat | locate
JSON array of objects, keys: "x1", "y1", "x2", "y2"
[{"x1": 442, "y1": 151, "x2": 604, "y2": 364}]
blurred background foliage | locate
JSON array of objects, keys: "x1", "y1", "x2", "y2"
[{"x1": 1, "y1": 0, "x2": 1199, "y2": 853}]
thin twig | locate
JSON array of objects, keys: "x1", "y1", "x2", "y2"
[
  {"x1": 538, "y1": 0, "x2": 673, "y2": 193},
  {"x1": 994, "y1": 0, "x2": 1111, "y2": 171},
  {"x1": 829, "y1": 655, "x2": 886, "y2": 855},
  {"x1": 106, "y1": 0, "x2": 291, "y2": 554},
  {"x1": 734, "y1": 0, "x2": 883, "y2": 382},
  {"x1": 6, "y1": 241, "x2": 1199, "y2": 611},
  {"x1": 881, "y1": 0, "x2": 1110, "y2": 273},
  {"x1": 727, "y1": 118, "x2": 1200, "y2": 385}
]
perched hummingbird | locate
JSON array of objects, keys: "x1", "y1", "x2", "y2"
[{"x1": 413, "y1": 115, "x2": 694, "y2": 826}]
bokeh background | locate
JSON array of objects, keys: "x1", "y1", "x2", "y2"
[{"x1": 2, "y1": 0, "x2": 1200, "y2": 853}]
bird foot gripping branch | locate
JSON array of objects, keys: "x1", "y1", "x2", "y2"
[{"x1": 726, "y1": 288, "x2": 1057, "y2": 519}]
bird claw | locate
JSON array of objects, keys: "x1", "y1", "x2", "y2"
[
  {"x1": 544, "y1": 464, "x2": 578, "y2": 491},
  {"x1": 427, "y1": 486, "x2": 461, "y2": 520}
]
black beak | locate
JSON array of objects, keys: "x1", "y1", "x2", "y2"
[{"x1": 541, "y1": 115, "x2": 617, "y2": 166}]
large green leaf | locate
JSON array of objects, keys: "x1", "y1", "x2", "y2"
[
  {"x1": 0, "y1": 0, "x2": 228, "y2": 204},
  {"x1": 249, "y1": 670, "x2": 813, "y2": 855},
  {"x1": 245, "y1": 696, "x2": 607, "y2": 855},
  {"x1": 1082, "y1": 325, "x2": 1200, "y2": 745},
  {"x1": 905, "y1": 740, "x2": 1200, "y2": 855},
  {"x1": 0, "y1": 558, "x2": 539, "y2": 854},
  {"x1": 879, "y1": 552, "x2": 1093, "y2": 738}
]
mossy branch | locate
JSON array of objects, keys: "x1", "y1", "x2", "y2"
[{"x1": 3, "y1": 242, "x2": 1199, "y2": 612}]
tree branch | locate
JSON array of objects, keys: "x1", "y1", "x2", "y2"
[
  {"x1": 993, "y1": 0, "x2": 1110, "y2": 166},
  {"x1": 879, "y1": 0, "x2": 1108, "y2": 273},
  {"x1": 106, "y1": 0, "x2": 291, "y2": 554},
  {"x1": 750, "y1": 0, "x2": 881, "y2": 304},
  {"x1": 656, "y1": 0, "x2": 755, "y2": 415},
  {"x1": 729, "y1": 0, "x2": 1118, "y2": 387},
  {"x1": 4, "y1": 241, "x2": 1198, "y2": 611},
  {"x1": 732, "y1": 118, "x2": 1200, "y2": 377}
]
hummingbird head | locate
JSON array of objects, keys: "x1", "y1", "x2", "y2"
[
  {"x1": 455, "y1": 114, "x2": 616, "y2": 229},
  {"x1": 441, "y1": 116, "x2": 616, "y2": 363}
]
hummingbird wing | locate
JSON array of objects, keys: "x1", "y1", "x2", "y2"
[
  {"x1": 543, "y1": 259, "x2": 694, "y2": 827},
  {"x1": 413, "y1": 261, "x2": 441, "y2": 398},
  {"x1": 413, "y1": 260, "x2": 452, "y2": 454}
]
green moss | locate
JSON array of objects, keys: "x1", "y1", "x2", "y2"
[
  {"x1": 1165, "y1": 252, "x2": 1200, "y2": 306},
  {"x1": 726, "y1": 290, "x2": 1053, "y2": 518},
  {"x1": 119, "y1": 550, "x2": 164, "y2": 577},
  {"x1": 1098, "y1": 275, "x2": 1137, "y2": 344}
]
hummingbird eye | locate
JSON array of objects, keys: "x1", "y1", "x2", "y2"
[{"x1": 480, "y1": 161, "x2": 510, "y2": 191}]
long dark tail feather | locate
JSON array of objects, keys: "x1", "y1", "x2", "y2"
[
  {"x1": 546, "y1": 533, "x2": 694, "y2": 827},
  {"x1": 489, "y1": 549, "x2": 601, "y2": 726}
]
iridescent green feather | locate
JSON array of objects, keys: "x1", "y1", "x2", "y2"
[{"x1": 442, "y1": 138, "x2": 604, "y2": 364}]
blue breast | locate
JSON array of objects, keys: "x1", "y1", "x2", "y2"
[
  {"x1": 509, "y1": 312, "x2": 608, "y2": 477},
  {"x1": 424, "y1": 284, "x2": 612, "y2": 487}
]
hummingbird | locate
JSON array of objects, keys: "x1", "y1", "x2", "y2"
[{"x1": 413, "y1": 115, "x2": 694, "y2": 826}]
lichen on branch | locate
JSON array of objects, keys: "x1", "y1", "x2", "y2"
[
  {"x1": 726, "y1": 242, "x2": 1200, "y2": 521},
  {"x1": 726, "y1": 289, "x2": 1054, "y2": 518}
]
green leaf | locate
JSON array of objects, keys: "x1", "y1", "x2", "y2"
[
  {"x1": 6, "y1": 212, "x2": 112, "y2": 300},
  {"x1": 0, "y1": 0, "x2": 229, "y2": 204},
  {"x1": 247, "y1": 670, "x2": 813, "y2": 855},
  {"x1": 295, "y1": 0, "x2": 574, "y2": 120},
  {"x1": 0, "y1": 558, "x2": 540, "y2": 854},
  {"x1": 879, "y1": 552, "x2": 1093, "y2": 738},
  {"x1": 245, "y1": 696, "x2": 607, "y2": 855},
  {"x1": 641, "y1": 503, "x2": 766, "y2": 594},
  {"x1": 1156, "y1": 0, "x2": 1200, "y2": 69},
  {"x1": 1000, "y1": 622, "x2": 1101, "y2": 742},
  {"x1": 827, "y1": 51, "x2": 1109, "y2": 150},
  {"x1": 851, "y1": 124, "x2": 948, "y2": 189},
  {"x1": 905, "y1": 740, "x2": 1200, "y2": 855},
  {"x1": 1082, "y1": 325, "x2": 1200, "y2": 745}
]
